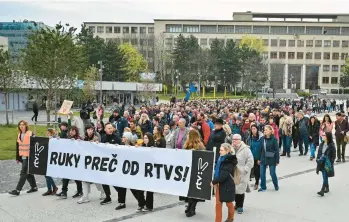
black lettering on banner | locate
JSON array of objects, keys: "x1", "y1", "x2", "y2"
[
  {"x1": 58, "y1": 153, "x2": 66, "y2": 166},
  {"x1": 65, "y1": 153, "x2": 74, "y2": 167},
  {"x1": 91, "y1": 157, "x2": 101, "y2": 170},
  {"x1": 122, "y1": 160, "x2": 131, "y2": 174},
  {"x1": 153, "y1": 163, "x2": 163, "y2": 179},
  {"x1": 130, "y1": 161, "x2": 139, "y2": 175},
  {"x1": 99, "y1": 157, "x2": 109, "y2": 172},
  {"x1": 85, "y1": 156, "x2": 92, "y2": 169},
  {"x1": 182, "y1": 166, "x2": 189, "y2": 182},
  {"x1": 144, "y1": 163, "x2": 153, "y2": 178},
  {"x1": 108, "y1": 156, "x2": 118, "y2": 172},
  {"x1": 164, "y1": 165, "x2": 173, "y2": 180},
  {"x1": 174, "y1": 166, "x2": 183, "y2": 181},
  {"x1": 74, "y1": 155, "x2": 80, "y2": 168},
  {"x1": 50, "y1": 152, "x2": 58, "y2": 165}
]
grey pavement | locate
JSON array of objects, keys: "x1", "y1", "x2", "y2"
[{"x1": 1, "y1": 152, "x2": 349, "y2": 222}]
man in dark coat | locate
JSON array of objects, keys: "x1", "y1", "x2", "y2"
[
  {"x1": 31, "y1": 101, "x2": 39, "y2": 122},
  {"x1": 206, "y1": 118, "x2": 226, "y2": 162}
]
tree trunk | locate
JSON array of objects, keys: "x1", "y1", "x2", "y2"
[{"x1": 4, "y1": 92, "x2": 9, "y2": 125}]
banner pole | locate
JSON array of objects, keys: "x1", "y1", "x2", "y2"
[{"x1": 211, "y1": 146, "x2": 217, "y2": 198}]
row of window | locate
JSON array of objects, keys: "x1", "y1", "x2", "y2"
[
  {"x1": 267, "y1": 39, "x2": 349, "y2": 48},
  {"x1": 166, "y1": 24, "x2": 349, "y2": 35},
  {"x1": 269, "y1": 51, "x2": 348, "y2": 60},
  {"x1": 89, "y1": 26, "x2": 154, "y2": 34},
  {"x1": 106, "y1": 38, "x2": 154, "y2": 46},
  {"x1": 323, "y1": 77, "x2": 338, "y2": 84}
]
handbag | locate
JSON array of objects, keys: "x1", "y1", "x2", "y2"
[
  {"x1": 230, "y1": 167, "x2": 240, "y2": 185},
  {"x1": 264, "y1": 139, "x2": 275, "y2": 158}
]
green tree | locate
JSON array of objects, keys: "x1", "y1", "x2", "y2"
[
  {"x1": 239, "y1": 35, "x2": 265, "y2": 53},
  {"x1": 21, "y1": 22, "x2": 85, "y2": 123},
  {"x1": 102, "y1": 40, "x2": 124, "y2": 81},
  {"x1": 0, "y1": 47, "x2": 21, "y2": 125},
  {"x1": 82, "y1": 66, "x2": 99, "y2": 101},
  {"x1": 269, "y1": 63, "x2": 285, "y2": 98},
  {"x1": 119, "y1": 43, "x2": 148, "y2": 82},
  {"x1": 222, "y1": 39, "x2": 242, "y2": 92},
  {"x1": 340, "y1": 58, "x2": 349, "y2": 89}
]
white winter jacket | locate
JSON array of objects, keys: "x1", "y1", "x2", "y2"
[{"x1": 234, "y1": 142, "x2": 254, "y2": 195}]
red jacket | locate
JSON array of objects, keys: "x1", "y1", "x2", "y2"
[{"x1": 193, "y1": 121, "x2": 211, "y2": 145}]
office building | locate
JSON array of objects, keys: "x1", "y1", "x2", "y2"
[
  {"x1": 87, "y1": 12, "x2": 349, "y2": 92},
  {"x1": 0, "y1": 20, "x2": 49, "y2": 59}
]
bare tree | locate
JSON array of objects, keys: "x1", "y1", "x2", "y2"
[
  {"x1": 154, "y1": 33, "x2": 173, "y2": 85},
  {"x1": 269, "y1": 62, "x2": 285, "y2": 98}
]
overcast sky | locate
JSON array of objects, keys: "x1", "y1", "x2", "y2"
[{"x1": 1, "y1": 0, "x2": 349, "y2": 30}]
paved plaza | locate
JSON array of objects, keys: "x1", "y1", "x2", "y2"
[{"x1": 1, "y1": 151, "x2": 348, "y2": 222}]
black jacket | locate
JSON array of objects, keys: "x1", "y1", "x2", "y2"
[
  {"x1": 155, "y1": 137, "x2": 166, "y2": 148},
  {"x1": 308, "y1": 121, "x2": 320, "y2": 146},
  {"x1": 212, "y1": 154, "x2": 238, "y2": 202},
  {"x1": 101, "y1": 133, "x2": 121, "y2": 145},
  {"x1": 316, "y1": 142, "x2": 336, "y2": 177},
  {"x1": 206, "y1": 128, "x2": 226, "y2": 162}
]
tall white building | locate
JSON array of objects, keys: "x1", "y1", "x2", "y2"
[{"x1": 85, "y1": 12, "x2": 349, "y2": 92}]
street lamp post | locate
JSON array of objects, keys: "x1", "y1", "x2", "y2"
[{"x1": 98, "y1": 61, "x2": 103, "y2": 104}]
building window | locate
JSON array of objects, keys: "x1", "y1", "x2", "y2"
[
  {"x1": 218, "y1": 25, "x2": 234, "y2": 33},
  {"x1": 262, "y1": 51, "x2": 268, "y2": 59},
  {"x1": 288, "y1": 52, "x2": 295, "y2": 59},
  {"x1": 306, "y1": 40, "x2": 313, "y2": 47},
  {"x1": 342, "y1": 40, "x2": 349, "y2": 47},
  {"x1": 279, "y1": 52, "x2": 286, "y2": 59},
  {"x1": 322, "y1": 77, "x2": 330, "y2": 84},
  {"x1": 253, "y1": 26, "x2": 269, "y2": 34},
  {"x1": 315, "y1": 52, "x2": 322, "y2": 60},
  {"x1": 97, "y1": 26, "x2": 104, "y2": 33},
  {"x1": 333, "y1": 40, "x2": 340, "y2": 47},
  {"x1": 315, "y1": 40, "x2": 322, "y2": 47},
  {"x1": 331, "y1": 77, "x2": 338, "y2": 84},
  {"x1": 89, "y1": 26, "x2": 96, "y2": 33},
  {"x1": 332, "y1": 65, "x2": 339, "y2": 72},
  {"x1": 166, "y1": 24, "x2": 181, "y2": 33},
  {"x1": 200, "y1": 38, "x2": 208, "y2": 46},
  {"x1": 342, "y1": 27, "x2": 349, "y2": 35},
  {"x1": 263, "y1": 39, "x2": 269, "y2": 46},
  {"x1": 123, "y1": 27, "x2": 129, "y2": 34},
  {"x1": 270, "y1": 51, "x2": 278, "y2": 59},
  {"x1": 333, "y1": 53, "x2": 339, "y2": 60},
  {"x1": 131, "y1": 27, "x2": 138, "y2": 34},
  {"x1": 106, "y1": 26, "x2": 112, "y2": 33},
  {"x1": 271, "y1": 39, "x2": 278, "y2": 47},
  {"x1": 342, "y1": 53, "x2": 348, "y2": 60},
  {"x1": 297, "y1": 40, "x2": 304, "y2": 47},
  {"x1": 324, "y1": 27, "x2": 340, "y2": 35},
  {"x1": 306, "y1": 26, "x2": 322, "y2": 35},
  {"x1": 114, "y1": 27, "x2": 121, "y2": 33},
  {"x1": 306, "y1": 52, "x2": 313, "y2": 59},
  {"x1": 148, "y1": 27, "x2": 154, "y2": 33},
  {"x1": 324, "y1": 40, "x2": 331, "y2": 47},
  {"x1": 289, "y1": 26, "x2": 305, "y2": 34},
  {"x1": 140, "y1": 27, "x2": 147, "y2": 34},
  {"x1": 323, "y1": 52, "x2": 331, "y2": 60},
  {"x1": 288, "y1": 40, "x2": 295, "y2": 47},
  {"x1": 270, "y1": 26, "x2": 287, "y2": 34},
  {"x1": 280, "y1": 40, "x2": 286, "y2": 47},
  {"x1": 235, "y1": 25, "x2": 252, "y2": 34},
  {"x1": 183, "y1": 25, "x2": 199, "y2": 33},
  {"x1": 323, "y1": 65, "x2": 330, "y2": 72},
  {"x1": 131, "y1": 38, "x2": 138, "y2": 45},
  {"x1": 297, "y1": 52, "x2": 304, "y2": 59},
  {"x1": 200, "y1": 25, "x2": 216, "y2": 33}
]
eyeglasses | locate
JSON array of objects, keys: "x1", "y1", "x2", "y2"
[{"x1": 232, "y1": 139, "x2": 240, "y2": 141}]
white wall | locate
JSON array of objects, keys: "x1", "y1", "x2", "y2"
[{"x1": 0, "y1": 92, "x2": 28, "y2": 111}]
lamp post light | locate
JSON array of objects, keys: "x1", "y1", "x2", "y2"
[{"x1": 98, "y1": 61, "x2": 103, "y2": 104}]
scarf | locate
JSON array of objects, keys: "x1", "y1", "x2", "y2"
[{"x1": 214, "y1": 154, "x2": 228, "y2": 180}]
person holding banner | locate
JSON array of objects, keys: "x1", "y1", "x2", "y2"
[
  {"x1": 9, "y1": 120, "x2": 38, "y2": 196},
  {"x1": 153, "y1": 126, "x2": 166, "y2": 148},
  {"x1": 100, "y1": 122, "x2": 126, "y2": 210},
  {"x1": 183, "y1": 129, "x2": 205, "y2": 217},
  {"x1": 78, "y1": 125, "x2": 105, "y2": 204},
  {"x1": 211, "y1": 143, "x2": 237, "y2": 222},
  {"x1": 42, "y1": 128, "x2": 58, "y2": 196}
]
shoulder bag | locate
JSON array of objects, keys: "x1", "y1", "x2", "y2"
[{"x1": 264, "y1": 139, "x2": 275, "y2": 158}]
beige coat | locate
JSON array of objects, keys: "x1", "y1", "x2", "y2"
[
  {"x1": 279, "y1": 116, "x2": 293, "y2": 136},
  {"x1": 234, "y1": 142, "x2": 254, "y2": 195}
]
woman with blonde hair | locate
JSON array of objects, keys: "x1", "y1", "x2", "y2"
[
  {"x1": 139, "y1": 113, "x2": 152, "y2": 136},
  {"x1": 183, "y1": 130, "x2": 205, "y2": 217},
  {"x1": 211, "y1": 143, "x2": 237, "y2": 222},
  {"x1": 9, "y1": 120, "x2": 38, "y2": 196},
  {"x1": 223, "y1": 124, "x2": 233, "y2": 144}
]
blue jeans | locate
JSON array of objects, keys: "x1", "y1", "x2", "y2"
[
  {"x1": 310, "y1": 143, "x2": 316, "y2": 158},
  {"x1": 260, "y1": 165, "x2": 278, "y2": 190},
  {"x1": 45, "y1": 176, "x2": 56, "y2": 191},
  {"x1": 298, "y1": 134, "x2": 309, "y2": 154},
  {"x1": 282, "y1": 135, "x2": 292, "y2": 154},
  {"x1": 322, "y1": 170, "x2": 328, "y2": 186}
]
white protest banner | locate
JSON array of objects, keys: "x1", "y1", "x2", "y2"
[
  {"x1": 28, "y1": 137, "x2": 214, "y2": 200},
  {"x1": 58, "y1": 100, "x2": 73, "y2": 115}
]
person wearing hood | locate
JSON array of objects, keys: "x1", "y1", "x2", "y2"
[
  {"x1": 257, "y1": 125, "x2": 280, "y2": 192},
  {"x1": 246, "y1": 125, "x2": 263, "y2": 190},
  {"x1": 207, "y1": 118, "x2": 226, "y2": 162},
  {"x1": 211, "y1": 143, "x2": 238, "y2": 222},
  {"x1": 232, "y1": 134, "x2": 254, "y2": 214}
]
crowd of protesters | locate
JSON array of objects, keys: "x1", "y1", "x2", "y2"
[{"x1": 9, "y1": 96, "x2": 349, "y2": 221}]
